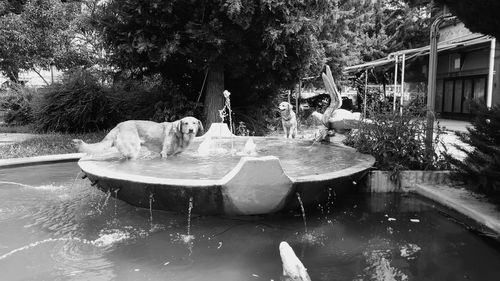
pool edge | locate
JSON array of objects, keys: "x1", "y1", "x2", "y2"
[
  {"x1": 0, "y1": 153, "x2": 84, "y2": 169},
  {"x1": 413, "y1": 184, "x2": 500, "y2": 237}
]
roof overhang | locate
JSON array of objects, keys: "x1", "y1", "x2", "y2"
[{"x1": 344, "y1": 34, "x2": 493, "y2": 74}]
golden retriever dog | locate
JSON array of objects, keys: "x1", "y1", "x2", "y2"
[
  {"x1": 278, "y1": 101, "x2": 298, "y2": 139},
  {"x1": 72, "y1": 117, "x2": 204, "y2": 160}
]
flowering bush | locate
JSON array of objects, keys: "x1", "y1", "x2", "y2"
[{"x1": 344, "y1": 107, "x2": 449, "y2": 175}]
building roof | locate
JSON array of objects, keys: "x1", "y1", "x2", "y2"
[{"x1": 344, "y1": 33, "x2": 493, "y2": 73}]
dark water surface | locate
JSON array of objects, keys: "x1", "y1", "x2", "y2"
[{"x1": 1, "y1": 162, "x2": 499, "y2": 281}]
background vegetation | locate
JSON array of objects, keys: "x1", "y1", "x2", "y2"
[
  {"x1": 344, "y1": 104, "x2": 450, "y2": 174},
  {"x1": 446, "y1": 103, "x2": 500, "y2": 197},
  {"x1": 0, "y1": 0, "x2": 441, "y2": 136}
]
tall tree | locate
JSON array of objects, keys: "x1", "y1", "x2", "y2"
[
  {"x1": 95, "y1": 0, "x2": 331, "y2": 128},
  {"x1": 0, "y1": 0, "x2": 88, "y2": 83},
  {"x1": 321, "y1": 0, "x2": 433, "y2": 75},
  {"x1": 321, "y1": 0, "x2": 390, "y2": 74}
]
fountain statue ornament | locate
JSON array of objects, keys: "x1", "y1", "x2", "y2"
[
  {"x1": 198, "y1": 90, "x2": 256, "y2": 156},
  {"x1": 311, "y1": 65, "x2": 365, "y2": 142}
]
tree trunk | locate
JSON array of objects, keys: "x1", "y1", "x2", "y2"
[
  {"x1": 203, "y1": 62, "x2": 225, "y2": 130},
  {"x1": 7, "y1": 70, "x2": 19, "y2": 83}
]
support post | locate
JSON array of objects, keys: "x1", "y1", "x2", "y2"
[
  {"x1": 400, "y1": 53, "x2": 406, "y2": 115},
  {"x1": 487, "y1": 38, "x2": 496, "y2": 108},
  {"x1": 393, "y1": 55, "x2": 398, "y2": 112},
  {"x1": 425, "y1": 13, "x2": 455, "y2": 155},
  {"x1": 50, "y1": 64, "x2": 54, "y2": 84},
  {"x1": 297, "y1": 79, "x2": 301, "y2": 133},
  {"x1": 364, "y1": 69, "x2": 368, "y2": 118}
]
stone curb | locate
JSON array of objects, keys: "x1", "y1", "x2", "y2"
[
  {"x1": 413, "y1": 183, "x2": 500, "y2": 237},
  {"x1": 0, "y1": 153, "x2": 85, "y2": 169},
  {"x1": 367, "y1": 170, "x2": 453, "y2": 192}
]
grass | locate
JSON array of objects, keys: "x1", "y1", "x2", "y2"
[{"x1": 0, "y1": 131, "x2": 106, "y2": 159}]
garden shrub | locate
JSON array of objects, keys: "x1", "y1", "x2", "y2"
[
  {"x1": 359, "y1": 88, "x2": 393, "y2": 117},
  {"x1": 34, "y1": 70, "x2": 202, "y2": 133},
  {"x1": 0, "y1": 84, "x2": 36, "y2": 125},
  {"x1": 446, "y1": 103, "x2": 500, "y2": 196},
  {"x1": 344, "y1": 107, "x2": 449, "y2": 176},
  {"x1": 106, "y1": 79, "x2": 201, "y2": 123},
  {"x1": 34, "y1": 69, "x2": 118, "y2": 132}
]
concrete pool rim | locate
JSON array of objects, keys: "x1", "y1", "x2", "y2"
[
  {"x1": 76, "y1": 138, "x2": 376, "y2": 215},
  {"x1": 75, "y1": 146, "x2": 376, "y2": 186},
  {"x1": 0, "y1": 153, "x2": 85, "y2": 169}
]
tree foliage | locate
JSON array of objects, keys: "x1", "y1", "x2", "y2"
[
  {"x1": 344, "y1": 106, "x2": 449, "y2": 173},
  {"x1": 317, "y1": 0, "x2": 434, "y2": 92},
  {"x1": 316, "y1": 0, "x2": 435, "y2": 75},
  {"x1": 435, "y1": 0, "x2": 500, "y2": 39},
  {"x1": 0, "y1": 0, "x2": 91, "y2": 82},
  {"x1": 97, "y1": 0, "x2": 329, "y2": 84},
  {"x1": 94, "y1": 0, "x2": 333, "y2": 126},
  {"x1": 446, "y1": 103, "x2": 500, "y2": 195}
]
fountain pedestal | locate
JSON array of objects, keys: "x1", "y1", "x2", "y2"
[
  {"x1": 220, "y1": 156, "x2": 292, "y2": 215},
  {"x1": 203, "y1": 122, "x2": 234, "y2": 138}
]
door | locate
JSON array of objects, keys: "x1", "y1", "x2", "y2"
[{"x1": 440, "y1": 75, "x2": 487, "y2": 115}]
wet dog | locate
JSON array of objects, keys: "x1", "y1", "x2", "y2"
[
  {"x1": 73, "y1": 117, "x2": 204, "y2": 160},
  {"x1": 278, "y1": 101, "x2": 298, "y2": 139}
]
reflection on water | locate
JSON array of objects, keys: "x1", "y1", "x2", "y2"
[
  {"x1": 98, "y1": 138, "x2": 361, "y2": 180},
  {"x1": 1, "y1": 162, "x2": 500, "y2": 281}
]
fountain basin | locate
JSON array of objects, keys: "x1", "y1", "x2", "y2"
[{"x1": 78, "y1": 137, "x2": 374, "y2": 215}]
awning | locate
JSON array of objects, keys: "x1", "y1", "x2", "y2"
[{"x1": 344, "y1": 34, "x2": 493, "y2": 73}]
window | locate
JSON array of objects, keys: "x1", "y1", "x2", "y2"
[{"x1": 436, "y1": 75, "x2": 487, "y2": 114}]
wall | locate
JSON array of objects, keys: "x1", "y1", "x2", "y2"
[
  {"x1": 439, "y1": 21, "x2": 475, "y2": 43},
  {"x1": 0, "y1": 66, "x2": 63, "y2": 88},
  {"x1": 437, "y1": 47, "x2": 490, "y2": 78},
  {"x1": 493, "y1": 45, "x2": 500, "y2": 106}
]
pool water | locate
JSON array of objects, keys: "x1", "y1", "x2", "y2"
[
  {"x1": 1, "y1": 162, "x2": 500, "y2": 281},
  {"x1": 98, "y1": 138, "x2": 366, "y2": 180}
]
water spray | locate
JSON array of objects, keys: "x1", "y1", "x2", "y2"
[{"x1": 219, "y1": 90, "x2": 234, "y2": 152}]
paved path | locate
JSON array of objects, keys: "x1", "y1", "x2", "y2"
[
  {"x1": 0, "y1": 133, "x2": 38, "y2": 146},
  {"x1": 437, "y1": 118, "x2": 471, "y2": 133},
  {"x1": 415, "y1": 184, "x2": 500, "y2": 236},
  {"x1": 436, "y1": 119, "x2": 472, "y2": 160}
]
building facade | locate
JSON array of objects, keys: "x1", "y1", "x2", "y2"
[
  {"x1": 433, "y1": 21, "x2": 498, "y2": 118},
  {"x1": 345, "y1": 19, "x2": 499, "y2": 120}
]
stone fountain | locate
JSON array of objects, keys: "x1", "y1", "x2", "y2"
[
  {"x1": 78, "y1": 125, "x2": 374, "y2": 215},
  {"x1": 78, "y1": 70, "x2": 375, "y2": 216}
]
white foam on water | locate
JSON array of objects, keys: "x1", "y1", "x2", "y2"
[
  {"x1": 0, "y1": 181, "x2": 34, "y2": 188},
  {"x1": 0, "y1": 181, "x2": 66, "y2": 191},
  {"x1": 180, "y1": 234, "x2": 195, "y2": 244},
  {"x1": 0, "y1": 229, "x2": 134, "y2": 261},
  {"x1": 0, "y1": 237, "x2": 84, "y2": 261},
  {"x1": 92, "y1": 230, "x2": 130, "y2": 247},
  {"x1": 400, "y1": 243, "x2": 421, "y2": 260},
  {"x1": 149, "y1": 223, "x2": 165, "y2": 233},
  {"x1": 363, "y1": 249, "x2": 409, "y2": 281},
  {"x1": 30, "y1": 184, "x2": 65, "y2": 191},
  {"x1": 300, "y1": 230, "x2": 326, "y2": 246}
]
